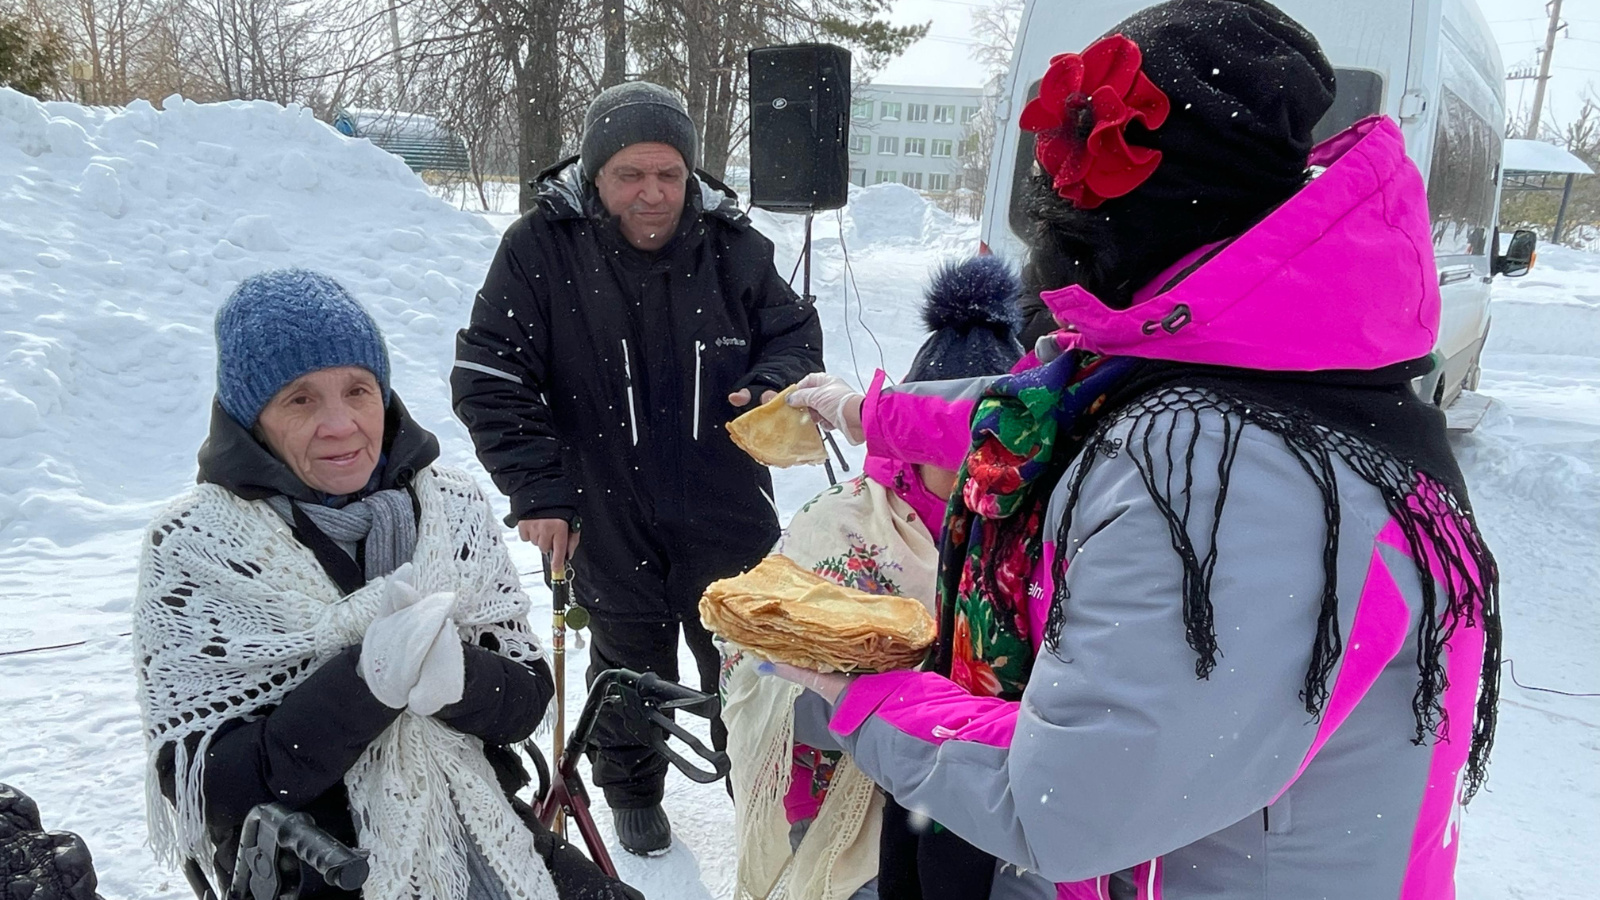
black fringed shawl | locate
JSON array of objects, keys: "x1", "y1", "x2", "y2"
[{"x1": 1016, "y1": 357, "x2": 1501, "y2": 799}]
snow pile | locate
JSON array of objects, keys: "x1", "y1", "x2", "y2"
[
  {"x1": 842, "y1": 181, "x2": 949, "y2": 246},
  {"x1": 0, "y1": 88, "x2": 502, "y2": 550},
  {"x1": 3, "y1": 88, "x2": 1597, "y2": 899}
]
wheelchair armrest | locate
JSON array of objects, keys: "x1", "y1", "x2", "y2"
[{"x1": 228, "y1": 803, "x2": 368, "y2": 900}]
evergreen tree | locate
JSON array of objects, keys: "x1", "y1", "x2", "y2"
[{"x1": 0, "y1": 11, "x2": 66, "y2": 99}]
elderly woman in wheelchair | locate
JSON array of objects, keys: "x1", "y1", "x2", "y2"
[{"x1": 133, "y1": 270, "x2": 642, "y2": 900}]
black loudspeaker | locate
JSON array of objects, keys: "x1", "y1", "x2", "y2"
[{"x1": 748, "y1": 44, "x2": 851, "y2": 213}]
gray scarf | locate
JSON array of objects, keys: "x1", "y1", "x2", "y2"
[{"x1": 266, "y1": 489, "x2": 417, "y2": 580}]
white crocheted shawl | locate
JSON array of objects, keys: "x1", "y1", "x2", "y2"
[
  {"x1": 133, "y1": 466, "x2": 558, "y2": 900},
  {"x1": 724, "y1": 474, "x2": 939, "y2": 900}
]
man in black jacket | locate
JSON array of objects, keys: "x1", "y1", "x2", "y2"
[{"x1": 451, "y1": 82, "x2": 823, "y2": 854}]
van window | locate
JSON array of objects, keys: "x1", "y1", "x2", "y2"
[
  {"x1": 1311, "y1": 69, "x2": 1384, "y2": 144},
  {"x1": 1426, "y1": 88, "x2": 1498, "y2": 258},
  {"x1": 1008, "y1": 68, "x2": 1387, "y2": 239}
]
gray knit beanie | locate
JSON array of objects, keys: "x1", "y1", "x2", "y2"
[
  {"x1": 580, "y1": 82, "x2": 698, "y2": 181},
  {"x1": 214, "y1": 268, "x2": 391, "y2": 427}
]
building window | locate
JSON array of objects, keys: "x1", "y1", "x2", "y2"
[
  {"x1": 928, "y1": 173, "x2": 950, "y2": 191},
  {"x1": 850, "y1": 168, "x2": 867, "y2": 187},
  {"x1": 959, "y1": 135, "x2": 980, "y2": 157},
  {"x1": 875, "y1": 170, "x2": 897, "y2": 184},
  {"x1": 850, "y1": 134, "x2": 872, "y2": 154},
  {"x1": 904, "y1": 137, "x2": 926, "y2": 156},
  {"x1": 852, "y1": 99, "x2": 873, "y2": 120},
  {"x1": 930, "y1": 139, "x2": 953, "y2": 158},
  {"x1": 900, "y1": 172, "x2": 924, "y2": 189},
  {"x1": 878, "y1": 136, "x2": 898, "y2": 155},
  {"x1": 962, "y1": 105, "x2": 980, "y2": 123},
  {"x1": 881, "y1": 102, "x2": 902, "y2": 120},
  {"x1": 906, "y1": 103, "x2": 929, "y2": 122},
  {"x1": 934, "y1": 105, "x2": 956, "y2": 124}
]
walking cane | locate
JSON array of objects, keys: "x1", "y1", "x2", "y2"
[{"x1": 550, "y1": 565, "x2": 570, "y2": 840}]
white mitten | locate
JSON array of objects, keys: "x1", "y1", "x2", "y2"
[
  {"x1": 359, "y1": 565, "x2": 458, "y2": 709},
  {"x1": 786, "y1": 372, "x2": 866, "y2": 445},
  {"x1": 407, "y1": 620, "x2": 466, "y2": 716}
]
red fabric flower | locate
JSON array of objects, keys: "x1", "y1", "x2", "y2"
[{"x1": 1018, "y1": 34, "x2": 1171, "y2": 209}]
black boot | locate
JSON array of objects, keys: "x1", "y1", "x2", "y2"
[{"x1": 612, "y1": 804, "x2": 671, "y2": 856}]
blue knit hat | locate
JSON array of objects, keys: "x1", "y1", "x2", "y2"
[
  {"x1": 905, "y1": 256, "x2": 1025, "y2": 383},
  {"x1": 214, "y1": 269, "x2": 391, "y2": 427}
]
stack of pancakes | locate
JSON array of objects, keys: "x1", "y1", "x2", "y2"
[{"x1": 700, "y1": 555, "x2": 936, "y2": 672}]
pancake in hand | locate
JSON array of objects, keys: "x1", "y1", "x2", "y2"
[
  {"x1": 726, "y1": 385, "x2": 828, "y2": 468},
  {"x1": 700, "y1": 555, "x2": 936, "y2": 672}
]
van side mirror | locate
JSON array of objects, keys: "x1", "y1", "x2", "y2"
[{"x1": 1494, "y1": 229, "x2": 1537, "y2": 278}]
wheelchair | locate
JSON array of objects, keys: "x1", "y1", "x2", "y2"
[{"x1": 182, "y1": 668, "x2": 730, "y2": 900}]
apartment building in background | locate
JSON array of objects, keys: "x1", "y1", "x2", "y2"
[{"x1": 848, "y1": 84, "x2": 987, "y2": 193}]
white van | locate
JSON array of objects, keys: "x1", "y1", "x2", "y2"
[{"x1": 979, "y1": 0, "x2": 1537, "y2": 410}]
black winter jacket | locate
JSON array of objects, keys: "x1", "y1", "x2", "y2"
[{"x1": 451, "y1": 164, "x2": 823, "y2": 550}]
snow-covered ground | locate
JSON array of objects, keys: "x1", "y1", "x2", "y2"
[{"x1": 1, "y1": 89, "x2": 1596, "y2": 899}]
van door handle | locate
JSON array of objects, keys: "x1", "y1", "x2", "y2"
[{"x1": 1439, "y1": 267, "x2": 1474, "y2": 286}]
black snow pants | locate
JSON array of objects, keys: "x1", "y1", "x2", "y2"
[{"x1": 567, "y1": 501, "x2": 775, "y2": 810}]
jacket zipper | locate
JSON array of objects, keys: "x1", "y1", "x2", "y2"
[
  {"x1": 621, "y1": 339, "x2": 639, "y2": 446},
  {"x1": 693, "y1": 341, "x2": 704, "y2": 440}
]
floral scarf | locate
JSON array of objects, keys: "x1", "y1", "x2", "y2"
[{"x1": 934, "y1": 351, "x2": 1139, "y2": 698}]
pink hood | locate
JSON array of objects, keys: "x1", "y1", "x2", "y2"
[{"x1": 1040, "y1": 117, "x2": 1440, "y2": 372}]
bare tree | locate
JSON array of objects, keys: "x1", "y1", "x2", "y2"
[
  {"x1": 182, "y1": 0, "x2": 327, "y2": 103},
  {"x1": 932, "y1": 1, "x2": 1020, "y2": 218},
  {"x1": 969, "y1": 0, "x2": 1020, "y2": 80},
  {"x1": 628, "y1": 0, "x2": 927, "y2": 181},
  {"x1": 600, "y1": 0, "x2": 624, "y2": 88},
  {"x1": 359, "y1": 0, "x2": 600, "y2": 211},
  {"x1": 25, "y1": 0, "x2": 339, "y2": 106},
  {"x1": 40, "y1": 0, "x2": 160, "y2": 103}
]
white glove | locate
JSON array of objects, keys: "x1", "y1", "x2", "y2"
[
  {"x1": 358, "y1": 564, "x2": 459, "y2": 709},
  {"x1": 786, "y1": 372, "x2": 866, "y2": 445},
  {"x1": 757, "y1": 659, "x2": 855, "y2": 705}
]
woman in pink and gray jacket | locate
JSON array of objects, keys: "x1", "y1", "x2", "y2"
[{"x1": 780, "y1": 2, "x2": 1502, "y2": 898}]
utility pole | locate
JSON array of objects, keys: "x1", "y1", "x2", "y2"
[{"x1": 1526, "y1": 0, "x2": 1566, "y2": 139}]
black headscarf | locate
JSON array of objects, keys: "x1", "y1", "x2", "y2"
[{"x1": 1018, "y1": 0, "x2": 1337, "y2": 341}]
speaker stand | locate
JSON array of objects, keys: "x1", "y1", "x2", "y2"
[{"x1": 802, "y1": 213, "x2": 814, "y2": 305}]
